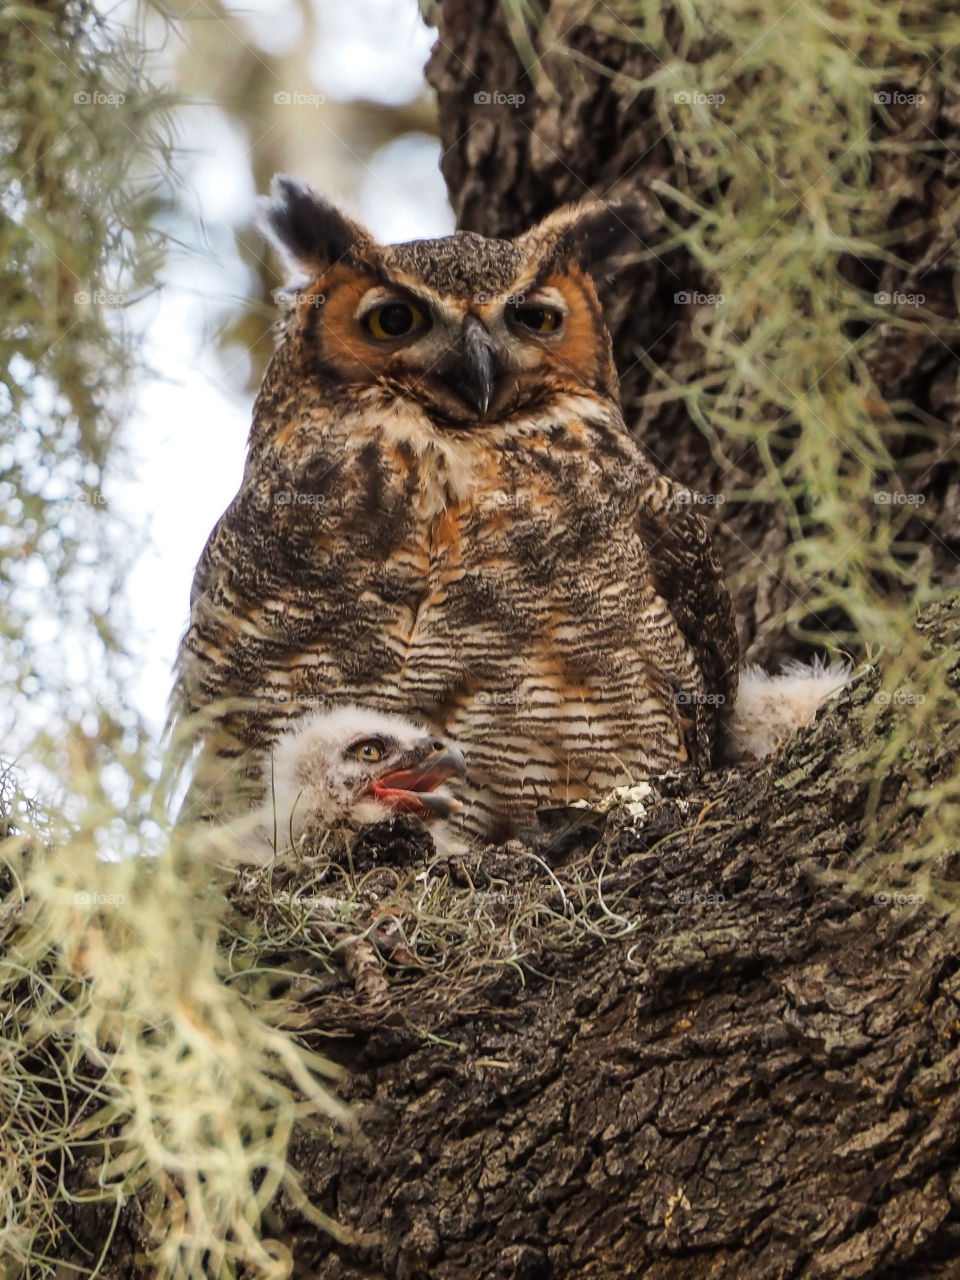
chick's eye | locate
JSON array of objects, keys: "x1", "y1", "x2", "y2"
[
  {"x1": 362, "y1": 301, "x2": 429, "y2": 340},
  {"x1": 347, "y1": 737, "x2": 387, "y2": 763},
  {"x1": 511, "y1": 304, "x2": 563, "y2": 334}
]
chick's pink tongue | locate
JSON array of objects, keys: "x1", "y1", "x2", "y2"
[{"x1": 370, "y1": 780, "x2": 462, "y2": 818}]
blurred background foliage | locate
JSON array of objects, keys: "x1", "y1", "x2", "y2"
[{"x1": 0, "y1": 0, "x2": 172, "y2": 739}]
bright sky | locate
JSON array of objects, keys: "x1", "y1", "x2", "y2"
[{"x1": 120, "y1": 0, "x2": 454, "y2": 737}]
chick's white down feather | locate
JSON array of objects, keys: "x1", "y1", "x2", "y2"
[
  {"x1": 726, "y1": 658, "x2": 853, "y2": 762},
  {"x1": 246, "y1": 705, "x2": 466, "y2": 862}
]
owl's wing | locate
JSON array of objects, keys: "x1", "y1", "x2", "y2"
[
  {"x1": 633, "y1": 474, "x2": 740, "y2": 758},
  {"x1": 168, "y1": 500, "x2": 245, "y2": 724},
  {"x1": 163, "y1": 482, "x2": 286, "y2": 824},
  {"x1": 164, "y1": 449, "x2": 393, "y2": 823},
  {"x1": 170, "y1": 459, "x2": 335, "y2": 730}
]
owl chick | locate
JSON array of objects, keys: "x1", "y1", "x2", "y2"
[
  {"x1": 724, "y1": 658, "x2": 852, "y2": 762},
  {"x1": 171, "y1": 178, "x2": 739, "y2": 842},
  {"x1": 242, "y1": 705, "x2": 467, "y2": 862}
]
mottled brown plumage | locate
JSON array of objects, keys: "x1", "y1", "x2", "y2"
[{"x1": 170, "y1": 178, "x2": 739, "y2": 840}]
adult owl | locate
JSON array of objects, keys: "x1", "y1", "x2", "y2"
[{"x1": 170, "y1": 177, "x2": 739, "y2": 841}]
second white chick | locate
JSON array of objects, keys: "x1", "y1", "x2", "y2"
[{"x1": 725, "y1": 658, "x2": 853, "y2": 762}]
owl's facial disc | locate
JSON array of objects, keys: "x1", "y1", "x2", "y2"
[{"x1": 316, "y1": 272, "x2": 597, "y2": 425}]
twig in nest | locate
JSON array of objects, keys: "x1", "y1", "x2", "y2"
[{"x1": 341, "y1": 938, "x2": 388, "y2": 1003}]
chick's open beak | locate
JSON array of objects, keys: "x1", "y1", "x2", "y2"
[{"x1": 369, "y1": 738, "x2": 467, "y2": 819}]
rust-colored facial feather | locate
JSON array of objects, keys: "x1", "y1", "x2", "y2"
[
  {"x1": 295, "y1": 263, "x2": 384, "y2": 383},
  {"x1": 516, "y1": 267, "x2": 617, "y2": 394},
  {"x1": 288, "y1": 247, "x2": 618, "y2": 426}
]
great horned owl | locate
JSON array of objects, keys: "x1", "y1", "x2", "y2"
[
  {"x1": 171, "y1": 177, "x2": 739, "y2": 841},
  {"x1": 243, "y1": 705, "x2": 467, "y2": 862}
]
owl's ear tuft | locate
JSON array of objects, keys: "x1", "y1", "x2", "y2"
[
  {"x1": 528, "y1": 199, "x2": 650, "y2": 281},
  {"x1": 259, "y1": 176, "x2": 375, "y2": 274}
]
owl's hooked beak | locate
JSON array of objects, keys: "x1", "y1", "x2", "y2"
[{"x1": 455, "y1": 315, "x2": 497, "y2": 417}]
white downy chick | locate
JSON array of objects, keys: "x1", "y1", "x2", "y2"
[
  {"x1": 725, "y1": 658, "x2": 853, "y2": 762},
  {"x1": 244, "y1": 705, "x2": 467, "y2": 862}
]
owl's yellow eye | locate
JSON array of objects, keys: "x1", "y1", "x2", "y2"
[
  {"x1": 510, "y1": 304, "x2": 564, "y2": 335},
  {"x1": 362, "y1": 301, "x2": 429, "y2": 341},
  {"x1": 346, "y1": 737, "x2": 388, "y2": 763}
]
